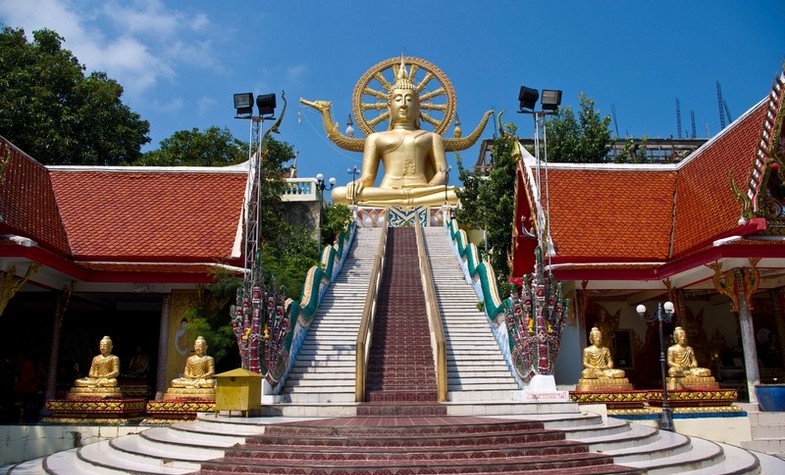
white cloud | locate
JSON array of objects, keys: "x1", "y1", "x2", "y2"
[{"x1": 0, "y1": 0, "x2": 220, "y2": 97}]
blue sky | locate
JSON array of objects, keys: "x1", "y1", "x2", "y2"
[{"x1": 1, "y1": 0, "x2": 783, "y2": 192}]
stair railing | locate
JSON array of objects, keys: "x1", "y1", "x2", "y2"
[
  {"x1": 414, "y1": 224, "x2": 448, "y2": 402},
  {"x1": 269, "y1": 223, "x2": 356, "y2": 394},
  {"x1": 355, "y1": 217, "x2": 389, "y2": 402},
  {"x1": 446, "y1": 218, "x2": 524, "y2": 389}
]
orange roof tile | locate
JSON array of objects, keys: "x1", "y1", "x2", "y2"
[
  {"x1": 519, "y1": 99, "x2": 771, "y2": 270},
  {"x1": 538, "y1": 167, "x2": 676, "y2": 262},
  {"x1": 0, "y1": 137, "x2": 71, "y2": 256},
  {"x1": 672, "y1": 103, "x2": 766, "y2": 255},
  {"x1": 49, "y1": 169, "x2": 246, "y2": 262}
]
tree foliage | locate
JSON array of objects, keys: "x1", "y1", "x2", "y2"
[
  {"x1": 456, "y1": 124, "x2": 518, "y2": 287},
  {"x1": 545, "y1": 93, "x2": 612, "y2": 163},
  {"x1": 0, "y1": 27, "x2": 150, "y2": 165},
  {"x1": 138, "y1": 127, "x2": 246, "y2": 166},
  {"x1": 321, "y1": 203, "x2": 353, "y2": 247}
]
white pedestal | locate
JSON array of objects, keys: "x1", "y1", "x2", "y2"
[{"x1": 522, "y1": 375, "x2": 570, "y2": 401}]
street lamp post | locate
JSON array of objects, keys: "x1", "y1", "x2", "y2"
[
  {"x1": 636, "y1": 301, "x2": 676, "y2": 431},
  {"x1": 439, "y1": 166, "x2": 451, "y2": 205},
  {"x1": 315, "y1": 173, "x2": 336, "y2": 258},
  {"x1": 347, "y1": 166, "x2": 358, "y2": 206}
]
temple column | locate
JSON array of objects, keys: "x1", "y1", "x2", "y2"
[
  {"x1": 738, "y1": 290, "x2": 760, "y2": 403},
  {"x1": 44, "y1": 282, "x2": 75, "y2": 405},
  {"x1": 709, "y1": 260, "x2": 761, "y2": 403},
  {"x1": 771, "y1": 289, "x2": 785, "y2": 370},
  {"x1": 155, "y1": 294, "x2": 171, "y2": 400}
]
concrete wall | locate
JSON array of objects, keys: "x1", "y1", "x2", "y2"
[{"x1": 0, "y1": 424, "x2": 140, "y2": 467}]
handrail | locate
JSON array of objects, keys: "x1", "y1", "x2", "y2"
[
  {"x1": 268, "y1": 222, "x2": 356, "y2": 392},
  {"x1": 414, "y1": 224, "x2": 447, "y2": 402},
  {"x1": 355, "y1": 218, "x2": 389, "y2": 402}
]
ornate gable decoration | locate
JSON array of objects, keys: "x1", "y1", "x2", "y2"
[{"x1": 734, "y1": 62, "x2": 785, "y2": 235}]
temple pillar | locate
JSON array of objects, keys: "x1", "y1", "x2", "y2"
[
  {"x1": 738, "y1": 290, "x2": 760, "y2": 403},
  {"x1": 771, "y1": 289, "x2": 785, "y2": 370},
  {"x1": 708, "y1": 260, "x2": 761, "y2": 403},
  {"x1": 44, "y1": 282, "x2": 75, "y2": 405},
  {"x1": 155, "y1": 294, "x2": 171, "y2": 400}
]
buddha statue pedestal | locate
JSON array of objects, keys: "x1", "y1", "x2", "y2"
[
  {"x1": 575, "y1": 377, "x2": 634, "y2": 393},
  {"x1": 144, "y1": 388, "x2": 216, "y2": 424},
  {"x1": 65, "y1": 386, "x2": 123, "y2": 400},
  {"x1": 44, "y1": 397, "x2": 146, "y2": 424},
  {"x1": 144, "y1": 397, "x2": 216, "y2": 424},
  {"x1": 666, "y1": 375, "x2": 720, "y2": 391}
]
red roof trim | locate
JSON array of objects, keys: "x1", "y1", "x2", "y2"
[{"x1": 551, "y1": 240, "x2": 785, "y2": 282}]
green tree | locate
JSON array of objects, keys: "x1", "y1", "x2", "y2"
[
  {"x1": 0, "y1": 27, "x2": 150, "y2": 165},
  {"x1": 546, "y1": 93, "x2": 612, "y2": 163},
  {"x1": 138, "y1": 127, "x2": 246, "y2": 166},
  {"x1": 456, "y1": 125, "x2": 518, "y2": 287},
  {"x1": 321, "y1": 203, "x2": 352, "y2": 247}
]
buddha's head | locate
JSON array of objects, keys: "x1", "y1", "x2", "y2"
[
  {"x1": 99, "y1": 336, "x2": 113, "y2": 356},
  {"x1": 673, "y1": 326, "x2": 687, "y2": 345},
  {"x1": 388, "y1": 57, "x2": 420, "y2": 129},
  {"x1": 194, "y1": 336, "x2": 207, "y2": 356},
  {"x1": 589, "y1": 327, "x2": 603, "y2": 346}
]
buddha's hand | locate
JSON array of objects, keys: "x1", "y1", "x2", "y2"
[{"x1": 346, "y1": 180, "x2": 364, "y2": 199}]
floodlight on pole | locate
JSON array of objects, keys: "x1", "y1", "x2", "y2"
[
  {"x1": 541, "y1": 90, "x2": 563, "y2": 111},
  {"x1": 518, "y1": 86, "x2": 539, "y2": 112},
  {"x1": 234, "y1": 92, "x2": 254, "y2": 117}
]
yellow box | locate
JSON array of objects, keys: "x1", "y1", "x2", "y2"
[{"x1": 215, "y1": 368, "x2": 263, "y2": 416}]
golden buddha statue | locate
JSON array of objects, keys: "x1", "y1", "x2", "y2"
[
  {"x1": 301, "y1": 56, "x2": 492, "y2": 209},
  {"x1": 68, "y1": 336, "x2": 123, "y2": 399},
  {"x1": 163, "y1": 336, "x2": 216, "y2": 401},
  {"x1": 575, "y1": 327, "x2": 632, "y2": 392},
  {"x1": 666, "y1": 326, "x2": 717, "y2": 390},
  {"x1": 329, "y1": 59, "x2": 456, "y2": 207}
]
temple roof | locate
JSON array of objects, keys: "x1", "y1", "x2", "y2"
[
  {"x1": 515, "y1": 96, "x2": 785, "y2": 285},
  {"x1": 0, "y1": 136, "x2": 247, "y2": 284},
  {"x1": 48, "y1": 168, "x2": 245, "y2": 261}
]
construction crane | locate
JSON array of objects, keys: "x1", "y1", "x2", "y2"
[
  {"x1": 716, "y1": 81, "x2": 732, "y2": 129},
  {"x1": 611, "y1": 104, "x2": 620, "y2": 137},
  {"x1": 690, "y1": 110, "x2": 697, "y2": 139},
  {"x1": 675, "y1": 97, "x2": 682, "y2": 139}
]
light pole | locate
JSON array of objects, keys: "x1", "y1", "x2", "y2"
[
  {"x1": 347, "y1": 166, "x2": 358, "y2": 206},
  {"x1": 516, "y1": 86, "x2": 562, "y2": 249},
  {"x1": 636, "y1": 301, "x2": 676, "y2": 431},
  {"x1": 438, "y1": 165, "x2": 452, "y2": 205},
  {"x1": 315, "y1": 173, "x2": 336, "y2": 257}
]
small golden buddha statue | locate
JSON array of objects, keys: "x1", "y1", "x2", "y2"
[
  {"x1": 163, "y1": 336, "x2": 216, "y2": 401},
  {"x1": 68, "y1": 336, "x2": 122, "y2": 399},
  {"x1": 575, "y1": 327, "x2": 632, "y2": 392},
  {"x1": 666, "y1": 326, "x2": 718, "y2": 390},
  {"x1": 330, "y1": 58, "x2": 458, "y2": 208}
]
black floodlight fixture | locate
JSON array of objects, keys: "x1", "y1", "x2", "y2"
[
  {"x1": 234, "y1": 92, "x2": 254, "y2": 116},
  {"x1": 518, "y1": 86, "x2": 539, "y2": 112},
  {"x1": 256, "y1": 93, "x2": 276, "y2": 116},
  {"x1": 541, "y1": 89, "x2": 563, "y2": 112}
]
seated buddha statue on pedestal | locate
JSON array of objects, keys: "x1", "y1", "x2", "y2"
[
  {"x1": 163, "y1": 336, "x2": 216, "y2": 401},
  {"x1": 67, "y1": 336, "x2": 123, "y2": 400},
  {"x1": 666, "y1": 326, "x2": 718, "y2": 390},
  {"x1": 575, "y1": 327, "x2": 633, "y2": 392}
]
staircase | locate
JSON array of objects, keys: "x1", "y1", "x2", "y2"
[
  {"x1": 423, "y1": 226, "x2": 522, "y2": 403},
  {"x1": 360, "y1": 227, "x2": 444, "y2": 415},
  {"x1": 277, "y1": 227, "x2": 381, "y2": 409},
  {"x1": 740, "y1": 403, "x2": 785, "y2": 456},
  {"x1": 8, "y1": 411, "x2": 783, "y2": 474}
]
